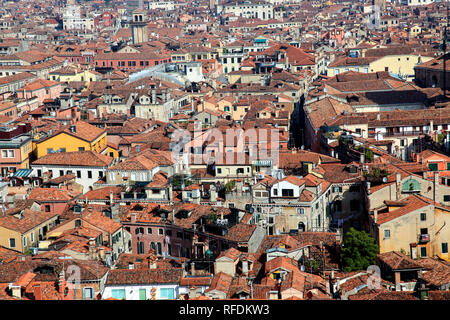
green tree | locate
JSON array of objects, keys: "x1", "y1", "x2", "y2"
[
  {"x1": 341, "y1": 227, "x2": 379, "y2": 272},
  {"x1": 206, "y1": 212, "x2": 218, "y2": 223},
  {"x1": 438, "y1": 133, "x2": 446, "y2": 145},
  {"x1": 365, "y1": 149, "x2": 374, "y2": 162},
  {"x1": 225, "y1": 180, "x2": 236, "y2": 192}
]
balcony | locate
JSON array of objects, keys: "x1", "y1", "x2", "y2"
[
  {"x1": 418, "y1": 234, "x2": 430, "y2": 243},
  {"x1": 383, "y1": 131, "x2": 424, "y2": 138}
]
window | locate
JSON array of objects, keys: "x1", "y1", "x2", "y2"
[
  {"x1": 443, "y1": 195, "x2": 450, "y2": 202},
  {"x1": 77, "y1": 171, "x2": 81, "y2": 178},
  {"x1": 384, "y1": 229, "x2": 390, "y2": 239},
  {"x1": 420, "y1": 213, "x2": 426, "y2": 221},
  {"x1": 428, "y1": 163, "x2": 438, "y2": 171},
  {"x1": 9, "y1": 238, "x2": 15, "y2": 248},
  {"x1": 157, "y1": 242, "x2": 162, "y2": 255},
  {"x1": 23, "y1": 236, "x2": 27, "y2": 247},
  {"x1": 45, "y1": 205, "x2": 51, "y2": 212},
  {"x1": 217, "y1": 168, "x2": 222, "y2": 174},
  {"x1": 59, "y1": 170, "x2": 64, "y2": 176},
  {"x1": 442, "y1": 243, "x2": 448, "y2": 254},
  {"x1": 87, "y1": 171, "x2": 92, "y2": 179},
  {"x1": 147, "y1": 228, "x2": 152, "y2": 234},
  {"x1": 297, "y1": 208, "x2": 305, "y2": 214},
  {"x1": 83, "y1": 288, "x2": 94, "y2": 299},
  {"x1": 158, "y1": 229, "x2": 163, "y2": 235},
  {"x1": 31, "y1": 232, "x2": 34, "y2": 242},
  {"x1": 420, "y1": 246, "x2": 427, "y2": 257},
  {"x1": 160, "y1": 288, "x2": 175, "y2": 300},
  {"x1": 111, "y1": 289, "x2": 125, "y2": 299},
  {"x1": 137, "y1": 241, "x2": 144, "y2": 254},
  {"x1": 78, "y1": 147, "x2": 85, "y2": 151},
  {"x1": 281, "y1": 189, "x2": 294, "y2": 197}
]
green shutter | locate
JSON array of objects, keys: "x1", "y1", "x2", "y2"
[{"x1": 139, "y1": 289, "x2": 146, "y2": 300}]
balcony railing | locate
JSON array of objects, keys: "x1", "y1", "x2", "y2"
[
  {"x1": 383, "y1": 131, "x2": 424, "y2": 138},
  {"x1": 419, "y1": 234, "x2": 430, "y2": 243}
]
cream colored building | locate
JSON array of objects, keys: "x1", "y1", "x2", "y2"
[
  {"x1": 217, "y1": 1, "x2": 274, "y2": 20},
  {"x1": 369, "y1": 194, "x2": 450, "y2": 262},
  {"x1": 0, "y1": 209, "x2": 59, "y2": 253}
]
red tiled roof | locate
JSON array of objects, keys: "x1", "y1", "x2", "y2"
[{"x1": 32, "y1": 151, "x2": 113, "y2": 167}]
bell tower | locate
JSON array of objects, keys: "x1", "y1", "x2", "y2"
[{"x1": 131, "y1": 8, "x2": 148, "y2": 45}]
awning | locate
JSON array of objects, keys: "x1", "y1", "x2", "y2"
[
  {"x1": 12, "y1": 169, "x2": 32, "y2": 178},
  {"x1": 47, "y1": 231, "x2": 62, "y2": 238}
]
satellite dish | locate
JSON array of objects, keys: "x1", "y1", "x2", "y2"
[
  {"x1": 382, "y1": 177, "x2": 388, "y2": 183},
  {"x1": 249, "y1": 207, "x2": 255, "y2": 214}
]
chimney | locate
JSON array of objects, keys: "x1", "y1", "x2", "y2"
[
  {"x1": 360, "y1": 151, "x2": 365, "y2": 164},
  {"x1": 434, "y1": 171, "x2": 439, "y2": 202},
  {"x1": 58, "y1": 270, "x2": 65, "y2": 295},
  {"x1": 128, "y1": 263, "x2": 134, "y2": 270},
  {"x1": 242, "y1": 260, "x2": 249, "y2": 276},
  {"x1": 395, "y1": 172, "x2": 401, "y2": 200},
  {"x1": 89, "y1": 238, "x2": 96, "y2": 260},
  {"x1": 33, "y1": 285, "x2": 42, "y2": 300},
  {"x1": 151, "y1": 88, "x2": 156, "y2": 104},
  {"x1": 373, "y1": 209, "x2": 378, "y2": 224},
  {"x1": 210, "y1": 184, "x2": 217, "y2": 202},
  {"x1": 131, "y1": 212, "x2": 137, "y2": 223},
  {"x1": 190, "y1": 262, "x2": 195, "y2": 275}
]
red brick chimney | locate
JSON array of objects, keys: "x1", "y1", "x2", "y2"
[{"x1": 33, "y1": 285, "x2": 42, "y2": 300}]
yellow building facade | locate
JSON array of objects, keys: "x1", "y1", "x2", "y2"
[{"x1": 34, "y1": 124, "x2": 107, "y2": 159}]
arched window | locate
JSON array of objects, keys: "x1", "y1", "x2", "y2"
[
  {"x1": 298, "y1": 222, "x2": 305, "y2": 232},
  {"x1": 137, "y1": 241, "x2": 144, "y2": 254}
]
